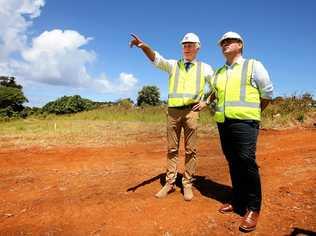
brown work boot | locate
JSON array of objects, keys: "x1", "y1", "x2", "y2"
[
  {"x1": 239, "y1": 210, "x2": 259, "y2": 232},
  {"x1": 183, "y1": 186, "x2": 193, "y2": 201},
  {"x1": 218, "y1": 203, "x2": 234, "y2": 214},
  {"x1": 155, "y1": 184, "x2": 175, "y2": 198}
]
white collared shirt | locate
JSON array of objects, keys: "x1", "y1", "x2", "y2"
[
  {"x1": 224, "y1": 56, "x2": 273, "y2": 100},
  {"x1": 152, "y1": 51, "x2": 214, "y2": 83}
]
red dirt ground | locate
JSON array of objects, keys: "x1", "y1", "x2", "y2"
[{"x1": 0, "y1": 128, "x2": 315, "y2": 235}]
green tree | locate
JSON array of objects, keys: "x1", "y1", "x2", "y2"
[
  {"x1": 42, "y1": 95, "x2": 97, "y2": 114},
  {"x1": 0, "y1": 76, "x2": 22, "y2": 89},
  {"x1": 0, "y1": 76, "x2": 28, "y2": 117},
  {"x1": 137, "y1": 85, "x2": 161, "y2": 106}
]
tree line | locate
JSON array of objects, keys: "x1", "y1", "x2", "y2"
[
  {"x1": 1, "y1": 76, "x2": 315, "y2": 120},
  {"x1": 0, "y1": 76, "x2": 162, "y2": 118}
]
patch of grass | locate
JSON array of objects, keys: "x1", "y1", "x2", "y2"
[
  {"x1": 1, "y1": 100, "x2": 315, "y2": 148},
  {"x1": 70, "y1": 106, "x2": 167, "y2": 123},
  {"x1": 0, "y1": 106, "x2": 216, "y2": 148},
  {"x1": 261, "y1": 94, "x2": 315, "y2": 128},
  {"x1": 296, "y1": 113, "x2": 305, "y2": 123}
]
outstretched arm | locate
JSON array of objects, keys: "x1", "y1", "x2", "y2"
[{"x1": 129, "y1": 33, "x2": 155, "y2": 62}]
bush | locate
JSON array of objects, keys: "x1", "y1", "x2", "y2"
[
  {"x1": 137, "y1": 85, "x2": 161, "y2": 106},
  {"x1": 24, "y1": 106, "x2": 42, "y2": 116},
  {"x1": 116, "y1": 98, "x2": 134, "y2": 108},
  {"x1": 262, "y1": 93, "x2": 315, "y2": 127},
  {"x1": 42, "y1": 95, "x2": 97, "y2": 115}
]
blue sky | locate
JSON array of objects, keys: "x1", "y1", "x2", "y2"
[{"x1": 0, "y1": 0, "x2": 315, "y2": 107}]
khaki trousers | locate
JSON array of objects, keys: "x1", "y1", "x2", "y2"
[{"x1": 166, "y1": 107, "x2": 199, "y2": 187}]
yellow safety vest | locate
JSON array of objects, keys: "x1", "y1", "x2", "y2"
[
  {"x1": 213, "y1": 59, "x2": 261, "y2": 122},
  {"x1": 168, "y1": 59, "x2": 205, "y2": 107}
]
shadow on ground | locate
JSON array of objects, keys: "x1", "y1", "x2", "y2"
[
  {"x1": 127, "y1": 173, "x2": 232, "y2": 204},
  {"x1": 288, "y1": 227, "x2": 316, "y2": 236}
]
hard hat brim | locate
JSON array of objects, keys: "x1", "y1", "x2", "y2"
[
  {"x1": 181, "y1": 41, "x2": 199, "y2": 44},
  {"x1": 218, "y1": 38, "x2": 243, "y2": 46}
]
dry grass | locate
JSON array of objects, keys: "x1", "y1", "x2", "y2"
[
  {"x1": 0, "y1": 118, "x2": 217, "y2": 149},
  {"x1": 1, "y1": 102, "x2": 315, "y2": 149},
  {"x1": 261, "y1": 95, "x2": 316, "y2": 129},
  {"x1": 0, "y1": 120, "x2": 163, "y2": 149}
]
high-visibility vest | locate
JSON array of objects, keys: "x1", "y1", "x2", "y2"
[
  {"x1": 168, "y1": 59, "x2": 204, "y2": 107},
  {"x1": 213, "y1": 59, "x2": 261, "y2": 122}
]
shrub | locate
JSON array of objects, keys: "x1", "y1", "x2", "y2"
[
  {"x1": 137, "y1": 85, "x2": 161, "y2": 106},
  {"x1": 42, "y1": 95, "x2": 97, "y2": 115}
]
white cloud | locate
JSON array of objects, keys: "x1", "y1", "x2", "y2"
[
  {"x1": 0, "y1": 0, "x2": 138, "y2": 102},
  {"x1": 89, "y1": 73, "x2": 138, "y2": 94},
  {"x1": 0, "y1": 0, "x2": 45, "y2": 59},
  {"x1": 18, "y1": 0, "x2": 45, "y2": 18},
  {"x1": 14, "y1": 29, "x2": 138, "y2": 91},
  {"x1": 118, "y1": 73, "x2": 138, "y2": 92},
  {"x1": 92, "y1": 74, "x2": 112, "y2": 92},
  {"x1": 19, "y1": 29, "x2": 96, "y2": 86}
]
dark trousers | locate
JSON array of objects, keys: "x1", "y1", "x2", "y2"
[{"x1": 218, "y1": 118, "x2": 262, "y2": 212}]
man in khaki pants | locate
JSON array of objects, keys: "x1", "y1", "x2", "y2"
[{"x1": 129, "y1": 33, "x2": 213, "y2": 201}]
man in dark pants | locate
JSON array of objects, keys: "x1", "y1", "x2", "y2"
[
  {"x1": 211, "y1": 32, "x2": 273, "y2": 232},
  {"x1": 218, "y1": 119, "x2": 261, "y2": 215}
]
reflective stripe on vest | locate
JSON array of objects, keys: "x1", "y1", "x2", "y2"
[
  {"x1": 214, "y1": 59, "x2": 261, "y2": 121},
  {"x1": 168, "y1": 61, "x2": 202, "y2": 99},
  {"x1": 168, "y1": 61, "x2": 204, "y2": 106}
]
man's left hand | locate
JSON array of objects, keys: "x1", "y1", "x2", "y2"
[{"x1": 192, "y1": 101, "x2": 207, "y2": 111}]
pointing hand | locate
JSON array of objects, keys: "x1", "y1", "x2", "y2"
[{"x1": 129, "y1": 33, "x2": 144, "y2": 48}]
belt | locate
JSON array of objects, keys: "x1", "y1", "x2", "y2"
[
  {"x1": 169, "y1": 104, "x2": 197, "y2": 109},
  {"x1": 224, "y1": 117, "x2": 259, "y2": 124}
]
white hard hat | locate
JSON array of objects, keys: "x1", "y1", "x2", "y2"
[
  {"x1": 218, "y1": 31, "x2": 243, "y2": 45},
  {"x1": 181, "y1": 33, "x2": 200, "y2": 44}
]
